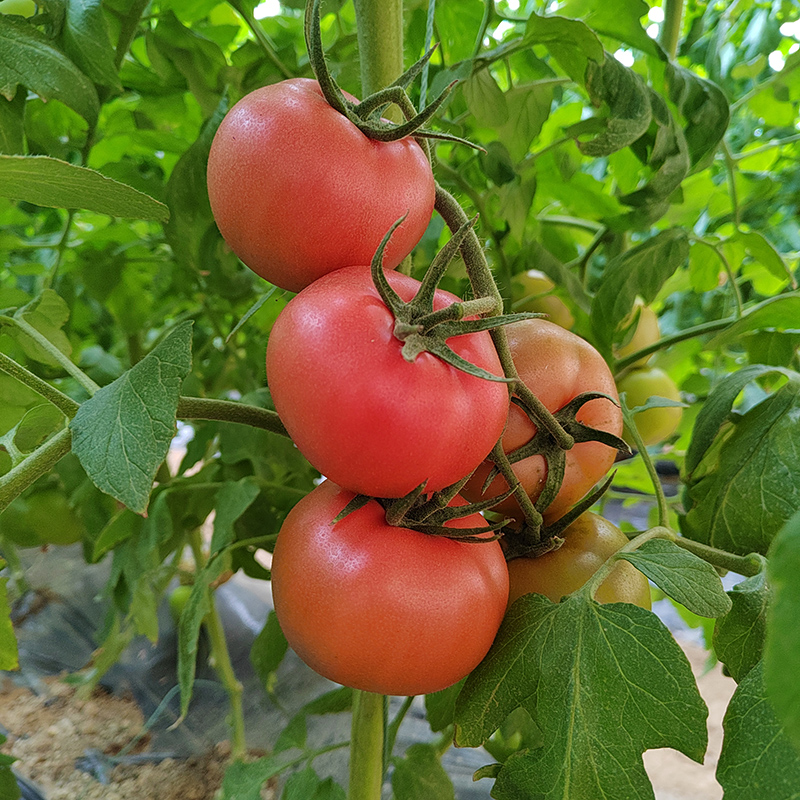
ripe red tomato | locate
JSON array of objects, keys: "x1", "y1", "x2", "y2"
[
  {"x1": 506, "y1": 512, "x2": 651, "y2": 609},
  {"x1": 462, "y1": 319, "x2": 622, "y2": 520},
  {"x1": 270, "y1": 480, "x2": 509, "y2": 696},
  {"x1": 207, "y1": 78, "x2": 435, "y2": 293},
  {"x1": 266, "y1": 265, "x2": 509, "y2": 498}
]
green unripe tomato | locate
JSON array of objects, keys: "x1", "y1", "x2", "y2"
[
  {"x1": 168, "y1": 585, "x2": 193, "y2": 623},
  {"x1": 511, "y1": 269, "x2": 575, "y2": 330},
  {"x1": 1, "y1": 490, "x2": 83, "y2": 547},
  {"x1": 617, "y1": 366, "x2": 683, "y2": 447},
  {"x1": 615, "y1": 300, "x2": 660, "y2": 366},
  {"x1": 507, "y1": 512, "x2": 651, "y2": 609},
  {"x1": 0, "y1": 0, "x2": 37, "y2": 16}
]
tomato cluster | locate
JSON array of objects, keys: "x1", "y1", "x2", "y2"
[{"x1": 209, "y1": 78, "x2": 645, "y2": 697}]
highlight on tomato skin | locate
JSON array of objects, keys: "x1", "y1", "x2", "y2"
[
  {"x1": 506, "y1": 512, "x2": 651, "y2": 610},
  {"x1": 206, "y1": 78, "x2": 435, "y2": 293},
  {"x1": 269, "y1": 480, "x2": 510, "y2": 697}
]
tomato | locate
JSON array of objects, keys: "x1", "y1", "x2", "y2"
[
  {"x1": 617, "y1": 366, "x2": 683, "y2": 447},
  {"x1": 207, "y1": 78, "x2": 435, "y2": 293},
  {"x1": 462, "y1": 319, "x2": 622, "y2": 520},
  {"x1": 266, "y1": 265, "x2": 509, "y2": 498},
  {"x1": 1, "y1": 489, "x2": 83, "y2": 547},
  {"x1": 270, "y1": 480, "x2": 509, "y2": 695},
  {"x1": 506, "y1": 512, "x2": 651, "y2": 608},
  {"x1": 168, "y1": 585, "x2": 193, "y2": 623},
  {"x1": 615, "y1": 299, "x2": 660, "y2": 366},
  {"x1": 511, "y1": 269, "x2": 574, "y2": 330}
]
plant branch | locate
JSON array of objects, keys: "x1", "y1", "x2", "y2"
[
  {"x1": 0, "y1": 428, "x2": 72, "y2": 514},
  {"x1": 659, "y1": 0, "x2": 684, "y2": 60},
  {"x1": 177, "y1": 397, "x2": 289, "y2": 437},
  {"x1": 228, "y1": 0, "x2": 293, "y2": 79},
  {"x1": 0, "y1": 353, "x2": 80, "y2": 418},
  {"x1": 348, "y1": 690, "x2": 385, "y2": 800}
]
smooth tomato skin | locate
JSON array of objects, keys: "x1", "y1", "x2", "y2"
[
  {"x1": 617, "y1": 366, "x2": 683, "y2": 447},
  {"x1": 462, "y1": 319, "x2": 622, "y2": 520},
  {"x1": 506, "y1": 512, "x2": 651, "y2": 609},
  {"x1": 270, "y1": 481, "x2": 509, "y2": 696},
  {"x1": 207, "y1": 78, "x2": 435, "y2": 293},
  {"x1": 266, "y1": 266, "x2": 509, "y2": 498}
]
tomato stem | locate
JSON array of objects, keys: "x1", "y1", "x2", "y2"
[
  {"x1": 0, "y1": 352, "x2": 80, "y2": 418},
  {"x1": 177, "y1": 396, "x2": 289, "y2": 437},
  {"x1": 348, "y1": 690, "x2": 386, "y2": 800},
  {"x1": 188, "y1": 529, "x2": 248, "y2": 761}
]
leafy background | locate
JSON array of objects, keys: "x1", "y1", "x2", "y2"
[{"x1": 2, "y1": 0, "x2": 800, "y2": 797}]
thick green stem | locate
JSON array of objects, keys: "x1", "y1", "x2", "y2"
[
  {"x1": 177, "y1": 396, "x2": 289, "y2": 437},
  {"x1": 0, "y1": 428, "x2": 72, "y2": 514},
  {"x1": 188, "y1": 529, "x2": 248, "y2": 760},
  {"x1": 353, "y1": 0, "x2": 404, "y2": 97},
  {"x1": 614, "y1": 317, "x2": 736, "y2": 373},
  {"x1": 659, "y1": 0, "x2": 684, "y2": 60},
  {"x1": 672, "y1": 538, "x2": 764, "y2": 577},
  {"x1": 349, "y1": 690, "x2": 385, "y2": 800},
  {"x1": 0, "y1": 353, "x2": 80, "y2": 418},
  {"x1": 5, "y1": 316, "x2": 100, "y2": 396}
]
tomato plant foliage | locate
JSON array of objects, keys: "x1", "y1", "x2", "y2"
[{"x1": 2, "y1": 0, "x2": 800, "y2": 798}]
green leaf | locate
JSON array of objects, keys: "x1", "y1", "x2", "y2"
[
  {"x1": 523, "y1": 13, "x2": 604, "y2": 84},
  {"x1": 463, "y1": 68, "x2": 508, "y2": 127},
  {"x1": 497, "y1": 83, "x2": 554, "y2": 162},
  {"x1": 425, "y1": 680, "x2": 465, "y2": 733},
  {"x1": 220, "y1": 754, "x2": 291, "y2": 800},
  {"x1": 683, "y1": 365, "x2": 789, "y2": 475},
  {"x1": 0, "y1": 90, "x2": 25, "y2": 155},
  {"x1": 590, "y1": 229, "x2": 689, "y2": 353},
  {"x1": 10, "y1": 289, "x2": 73, "y2": 367},
  {"x1": 91, "y1": 507, "x2": 143, "y2": 562},
  {"x1": 0, "y1": 14, "x2": 99, "y2": 125},
  {"x1": 765, "y1": 510, "x2": 800, "y2": 748},
  {"x1": 455, "y1": 594, "x2": 707, "y2": 800},
  {"x1": 559, "y1": 0, "x2": 659, "y2": 56},
  {"x1": 275, "y1": 687, "x2": 353, "y2": 753},
  {"x1": 0, "y1": 734, "x2": 20, "y2": 800},
  {"x1": 281, "y1": 767, "x2": 345, "y2": 800},
  {"x1": 617, "y1": 538, "x2": 732, "y2": 618},
  {"x1": 0, "y1": 574, "x2": 19, "y2": 671},
  {"x1": 177, "y1": 552, "x2": 227, "y2": 717},
  {"x1": 665, "y1": 63, "x2": 730, "y2": 170},
  {"x1": 682, "y1": 377, "x2": 800, "y2": 555},
  {"x1": 706, "y1": 295, "x2": 800, "y2": 350},
  {"x1": 12, "y1": 403, "x2": 66, "y2": 453},
  {"x1": 714, "y1": 566, "x2": 769, "y2": 683},
  {"x1": 392, "y1": 743, "x2": 455, "y2": 800},
  {"x1": 0, "y1": 155, "x2": 169, "y2": 220},
  {"x1": 62, "y1": 0, "x2": 122, "y2": 90},
  {"x1": 250, "y1": 610, "x2": 288, "y2": 692},
  {"x1": 70, "y1": 322, "x2": 193, "y2": 513},
  {"x1": 209, "y1": 477, "x2": 260, "y2": 555},
  {"x1": 717, "y1": 661, "x2": 800, "y2": 799},
  {"x1": 577, "y1": 55, "x2": 652, "y2": 157}
]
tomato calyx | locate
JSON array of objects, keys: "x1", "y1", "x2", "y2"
[
  {"x1": 483, "y1": 390, "x2": 630, "y2": 512},
  {"x1": 333, "y1": 480, "x2": 514, "y2": 543},
  {"x1": 304, "y1": 0, "x2": 477, "y2": 149},
  {"x1": 502, "y1": 472, "x2": 616, "y2": 561},
  {"x1": 370, "y1": 217, "x2": 542, "y2": 383}
]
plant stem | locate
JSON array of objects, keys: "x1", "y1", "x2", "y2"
[
  {"x1": 671, "y1": 537, "x2": 764, "y2": 577},
  {"x1": 228, "y1": 0, "x2": 293, "y2": 79},
  {"x1": 384, "y1": 696, "x2": 414, "y2": 770},
  {"x1": 177, "y1": 396, "x2": 289, "y2": 437},
  {"x1": 0, "y1": 428, "x2": 72, "y2": 514},
  {"x1": 613, "y1": 317, "x2": 736, "y2": 373},
  {"x1": 114, "y1": 0, "x2": 150, "y2": 69},
  {"x1": 619, "y1": 399, "x2": 670, "y2": 528},
  {"x1": 6, "y1": 315, "x2": 101, "y2": 396},
  {"x1": 0, "y1": 353, "x2": 80, "y2": 418},
  {"x1": 353, "y1": 0, "x2": 404, "y2": 97},
  {"x1": 348, "y1": 690, "x2": 385, "y2": 800},
  {"x1": 188, "y1": 529, "x2": 248, "y2": 760},
  {"x1": 659, "y1": 0, "x2": 684, "y2": 60}
]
